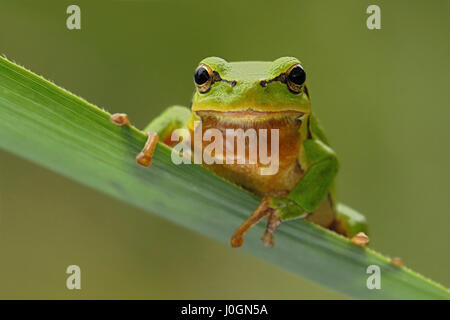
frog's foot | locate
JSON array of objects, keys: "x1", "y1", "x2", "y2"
[
  {"x1": 110, "y1": 113, "x2": 159, "y2": 168},
  {"x1": 391, "y1": 257, "x2": 404, "y2": 267},
  {"x1": 350, "y1": 232, "x2": 370, "y2": 248},
  {"x1": 230, "y1": 197, "x2": 306, "y2": 248},
  {"x1": 230, "y1": 197, "x2": 274, "y2": 248},
  {"x1": 110, "y1": 113, "x2": 131, "y2": 126}
]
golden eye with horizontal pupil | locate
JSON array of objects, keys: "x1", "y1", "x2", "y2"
[
  {"x1": 286, "y1": 64, "x2": 306, "y2": 94},
  {"x1": 194, "y1": 64, "x2": 213, "y2": 93}
]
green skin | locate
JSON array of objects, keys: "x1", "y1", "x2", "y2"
[{"x1": 144, "y1": 57, "x2": 368, "y2": 239}]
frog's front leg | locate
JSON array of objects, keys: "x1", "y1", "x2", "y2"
[
  {"x1": 231, "y1": 196, "x2": 308, "y2": 248},
  {"x1": 134, "y1": 132, "x2": 159, "y2": 167},
  {"x1": 110, "y1": 105, "x2": 191, "y2": 167},
  {"x1": 287, "y1": 139, "x2": 338, "y2": 212},
  {"x1": 231, "y1": 139, "x2": 338, "y2": 248}
]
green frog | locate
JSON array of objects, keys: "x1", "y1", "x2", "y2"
[{"x1": 110, "y1": 57, "x2": 369, "y2": 248}]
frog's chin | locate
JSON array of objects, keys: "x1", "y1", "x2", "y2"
[{"x1": 195, "y1": 109, "x2": 305, "y2": 123}]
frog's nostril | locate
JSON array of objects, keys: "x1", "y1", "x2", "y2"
[
  {"x1": 260, "y1": 80, "x2": 267, "y2": 87},
  {"x1": 230, "y1": 80, "x2": 237, "y2": 87}
]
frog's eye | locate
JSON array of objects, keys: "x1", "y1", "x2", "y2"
[
  {"x1": 194, "y1": 64, "x2": 236, "y2": 93},
  {"x1": 286, "y1": 64, "x2": 306, "y2": 94},
  {"x1": 194, "y1": 64, "x2": 214, "y2": 93}
]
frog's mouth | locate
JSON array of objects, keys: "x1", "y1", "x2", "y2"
[{"x1": 196, "y1": 109, "x2": 304, "y2": 123}]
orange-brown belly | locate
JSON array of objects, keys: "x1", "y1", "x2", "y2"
[
  {"x1": 188, "y1": 110, "x2": 335, "y2": 228},
  {"x1": 192, "y1": 112, "x2": 304, "y2": 197}
]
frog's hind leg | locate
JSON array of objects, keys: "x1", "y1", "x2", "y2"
[
  {"x1": 305, "y1": 196, "x2": 335, "y2": 229},
  {"x1": 110, "y1": 105, "x2": 191, "y2": 167}
]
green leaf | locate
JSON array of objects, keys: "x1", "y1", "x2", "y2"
[{"x1": 0, "y1": 55, "x2": 448, "y2": 299}]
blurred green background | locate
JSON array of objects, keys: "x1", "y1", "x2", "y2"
[{"x1": 0, "y1": 0, "x2": 449, "y2": 299}]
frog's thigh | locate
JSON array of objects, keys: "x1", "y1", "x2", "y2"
[
  {"x1": 332, "y1": 203, "x2": 368, "y2": 238},
  {"x1": 305, "y1": 196, "x2": 335, "y2": 228}
]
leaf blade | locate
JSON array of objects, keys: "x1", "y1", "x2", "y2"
[{"x1": 0, "y1": 56, "x2": 448, "y2": 299}]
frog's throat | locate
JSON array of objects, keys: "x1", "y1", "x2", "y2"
[{"x1": 195, "y1": 109, "x2": 305, "y2": 124}]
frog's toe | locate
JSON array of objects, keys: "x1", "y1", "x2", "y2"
[
  {"x1": 230, "y1": 235, "x2": 244, "y2": 248},
  {"x1": 230, "y1": 197, "x2": 273, "y2": 248},
  {"x1": 261, "y1": 212, "x2": 281, "y2": 248},
  {"x1": 350, "y1": 231, "x2": 370, "y2": 247},
  {"x1": 230, "y1": 196, "x2": 307, "y2": 248},
  {"x1": 391, "y1": 257, "x2": 404, "y2": 267},
  {"x1": 110, "y1": 113, "x2": 131, "y2": 126}
]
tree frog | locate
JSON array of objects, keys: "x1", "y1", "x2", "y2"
[{"x1": 110, "y1": 57, "x2": 369, "y2": 248}]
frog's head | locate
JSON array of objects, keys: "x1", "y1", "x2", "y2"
[{"x1": 191, "y1": 57, "x2": 311, "y2": 119}]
